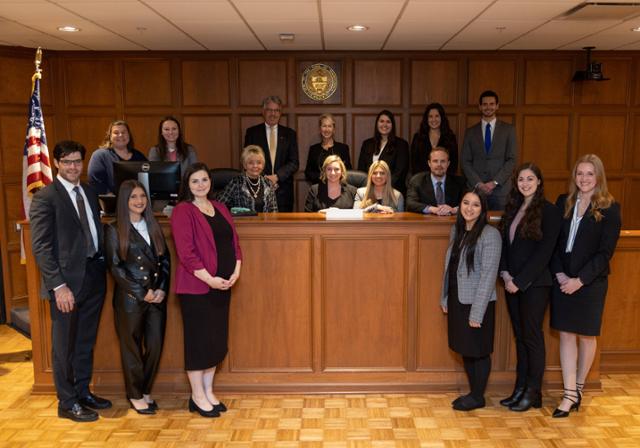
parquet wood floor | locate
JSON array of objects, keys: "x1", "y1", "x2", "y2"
[{"x1": 1, "y1": 325, "x2": 639, "y2": 447}]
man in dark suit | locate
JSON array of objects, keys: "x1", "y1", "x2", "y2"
[
  {"x1": 461, "y1": 90, "x2": 517, "y2": 210},
  {"x1": 244, "y1": 95, "x2": 299, "y2": 211},
  {"x1": 30, "y1": 140, "x2": 111, "y2": 422},
  {"x1": 407, "y1": 147, "x2": 464, "y2": 215}
]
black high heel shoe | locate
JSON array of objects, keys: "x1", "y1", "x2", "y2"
[
  {"x1": 552, "y1": 389, "x2": 580, "y2": 418},
  {"x1": 129, "y1": 400, "x2": 156, "y2": 415},
  {"x1": 500, "y1": 386, "x2": 525, "y2": 407},
  {"x1": 212, "y1": 401, "x2": 227, "y2": 413},
  {"x1": 189, "y1": 397, "x2": 220, "y2": 418}
]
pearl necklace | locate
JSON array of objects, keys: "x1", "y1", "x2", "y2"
[{"x1": 246, "y1": 176, "x2": 261, "y2": 198}]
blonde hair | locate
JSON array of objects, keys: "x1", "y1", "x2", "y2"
[
  {"x1": 565, "y1": 154, "x2": 614, "y2": 222},
  {"x1": 319, "y1": 155, "x2": 347, "y2": 184},
  {"x1": 319, "y1": 113, "x2": 336, "y2": 127},
  {"x1": 241, "y1": 145, "x2": 265, "y2": 167},
  {"x1": 359, "y1": 160, "x2": 398, "y2": 208}
]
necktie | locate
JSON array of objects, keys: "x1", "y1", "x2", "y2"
[
  {"x1": 73, "y1": 186, "x2": 97, "y2": 257},
  {"x1": 436, "y1": 181, "x2": 444, "y2": 205},
  {"x1": 484, "y1": 123, "x2": 492, "y2": 154},
  {"x1": 269, "y1": 126, "x2": 277, "y2": 175}
]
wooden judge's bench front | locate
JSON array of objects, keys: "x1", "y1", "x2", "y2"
[{"x1": 22, "y1": 213, "x2": 640, "y2": 394}]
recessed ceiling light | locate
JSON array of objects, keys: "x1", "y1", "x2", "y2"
[
  {"x1": 57, "y1": 25, "x2": 80, "y2": 32},
  {"x1": 347, "y1": 25, "x2": 368, "y2": 32},
  {"x1": 279, "y1": 33, "x2": 295, "y2": 41},
  {"x1": 632, "y1": 26, "x2": 640, "y2": 32}
]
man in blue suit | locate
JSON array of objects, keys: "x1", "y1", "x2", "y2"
[{"x1": 461, "y1": 90, "x2": 517, "y2": 210}]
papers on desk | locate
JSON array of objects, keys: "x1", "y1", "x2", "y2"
[{"x1": 324, "y1": 208, "x2": 364, "y2": 220}]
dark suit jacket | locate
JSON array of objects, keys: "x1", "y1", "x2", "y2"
[
  {"x1": 461, "y1": 120, "x2": 517, "y2": 199},
  {"x1": 304, "y1": 142, "x2": 351, "y2": 185},
  {"x1": 105, "y1": 223, "x2": 170, "y2": 305},
  {"x1": 244, "y1": 123, "x2": 299, "y2": 211},
  {"x1": 500, "y1": 201, "x2": 562, "y2": 291},
  {"x1": 406, "y1": 172, "x2": 464, "y2": 213},
  {"x1": 409, "y1": 132, "x2": 458, "y2": 176},
  {"x1": 550, "y1": 194, "x2": 621, "y2": 285},
  {"x1": 30, "y1": 178, "x2": 104, "y2": 299},
  {"x1": 357, "y1": 137, "x2": 409, "y2": 194}
]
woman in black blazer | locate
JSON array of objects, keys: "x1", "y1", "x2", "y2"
[
  {"x1": 305, "y1": 113, "x2": 351, "y2": 185},
  {"x1": 499, "y1": 163, "x2": 562, "y2": 412},
  {"x1": 550, "y1": 154, "x2": 621, "y2": 418},
  {"x1": 105, "y1": 180, "x2": 170, "y2": 415},
  {"x1": 357, "y1": 110, "x2": 409, "y2": 195},
  {"x1": 410, "y1": 103, "x2": 458, "y2": 176}
]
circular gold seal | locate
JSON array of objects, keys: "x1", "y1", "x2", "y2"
[{"x1": 301, "y1": 63, "x2": 337, "y2": 101}]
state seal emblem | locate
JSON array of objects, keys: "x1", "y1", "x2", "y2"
[{"x1": 301, "y1": 63, "x2": 338, "y2": 101}]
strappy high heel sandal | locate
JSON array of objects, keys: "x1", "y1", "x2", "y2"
[{"x1": 552, "y1": 389, "x2": 580, "y2": 418}]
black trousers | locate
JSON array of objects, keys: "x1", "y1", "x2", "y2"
[
  {"x1": 463, "y1": 355, "x2": 491, "y2": 399},
  {"x1": 49, "y1": 258, "x2": 106, "y2": 410},
  {"x1": 506, "y1": 286, "x2": 550, "y2": 391},
  {"x1": 114, "y1": 296, "x2": 166, "y2": 399}
]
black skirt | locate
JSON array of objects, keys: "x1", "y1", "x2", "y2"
[
  {"x1": 179, "y1": 210, "x2": 236, "y2": 371},
  {"x1": 447, "y1": 245, "x2": 495, "y2": 357}
]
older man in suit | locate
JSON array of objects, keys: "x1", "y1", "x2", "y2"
[
  {"x1": 244, "y1": 96, "x2": 299, "y2": 211},
  {"x1": 461, "y1": 90, "x2": 517, "y2": 210},
  {"x1": 407, "y1": 147, "x2": 464, "y2": 215},
  {"x1": 30, "y1": 140, "x2": 111, "y2": 422}
]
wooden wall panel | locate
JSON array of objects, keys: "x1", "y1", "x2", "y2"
[
  {"x1": 0, "y1": 115, "x2": 28, "y2": 176},
  {"x1": 123, "y1": 60, "x2": 172, "y2": 106},
  {"x1": 64, "y1": 60, "x2": 116, "y2": 106},
  {"x1": 576, "y1": 115, "x2": 625, "y2": 171},
  {"x1": 322, "y1": 237, "x2": 407, "y2": 369},
  {"x1": 467, "y1": 60, "x2": 516, "y2": 105},
  {"x1": 601, "y1": 244, "x2": 640, "y2": 350},
  {"x1": 524, "y1": 59, "x2": 573, "y2": 105},
  {"x1": 353, "y1": 60, "x2": 402, "y2": 106},
  {"x1": 68, "y1": 115, "x2": 114, "y2": 160},
  {"x1": 125, "y1": 115, "x2": 160, "y2": 155},
  {"x1": 544, "y1": 178, "x2": 570, "y2": 204},
  {"x1": 623, "y1": 178, "x2": 640, "y2": 229},
  {"x1": 183, "y1": 115, "x2": 232, "y2": 169},
  {"x1": 3, "y1": 183, "x2": 23, "y2": 245},
  {"x1": 230, "y1": 237, "x2": 313, "y2": 371},
  {"x1": 296, "y1": 114, "x2": 346, "y2": 173},
  {"x1": 0, "y1": 56, "x2": 53, "y2": 105},
  {"x1": 182, "y1": 60, "x2": 230, "y2": 106},
  {"x1": 411, "y1": 60, "x2": 459, "y2": 106},
  {"x1": 578, "y1": 59, "x2": 630, "y2": 105},
  {"x1": 6, "y1": 251, "x2": 27, "y2": 299},
  {"x1": 416, "y1": 237, "x2": 459, "y2": 370},
  {"x1": 238, "y1": 59, "x2": 288, "y2": 106},
  {"x1": 632, "y1": 115, "x2": 640, "y2": 170},
  {"x1": 522, "y1": 115, "x2": 571, "y2": 173}
]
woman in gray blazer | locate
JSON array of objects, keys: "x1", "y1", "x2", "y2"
[
  {"x1": 441, "y1": 189, "x2": 501, "y2": 411},
  {"x1": 148, "y1": 116, "x2": 198, "y2": 176}
]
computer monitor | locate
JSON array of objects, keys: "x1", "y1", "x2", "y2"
[{"x1": 113, "y1": 161, "x2": 181, "y2": 201}]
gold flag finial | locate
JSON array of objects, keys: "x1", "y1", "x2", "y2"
[{"x1": 32, "y1": 47, "x2": 43, "y2": 86}]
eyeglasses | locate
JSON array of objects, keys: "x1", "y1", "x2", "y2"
[
  {"x1": 265, "y1": 108, "x2": 281, "y2": 113},
  {"x1": 59, "y1": 159, "x2": 83, "y2": 166}
]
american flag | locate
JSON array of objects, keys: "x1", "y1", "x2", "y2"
[{"x1": 22, "y1": 73, "x2": 53, "y2": 216}]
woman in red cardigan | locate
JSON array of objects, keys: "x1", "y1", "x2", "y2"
[{"x1": 170, "y1": 162, "x2": 242, "y2": 418}]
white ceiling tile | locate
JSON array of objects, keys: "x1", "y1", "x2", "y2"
[
  {"x1": 480, "y1": 1, "x2": 583, "y2": 21},
  {"x1": 503, "y1": 19, "x2": 620, "y2": 49}
]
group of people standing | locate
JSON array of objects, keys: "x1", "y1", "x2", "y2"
[
  {"x1": 441, "y1": 156, "x2": 621, "y2": 416},
  {"x1": 28, "y1": 91, "x2": 620, "y2": 423}
]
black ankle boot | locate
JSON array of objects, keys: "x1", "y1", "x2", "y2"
[
  {"x1": 509, "y1": 388, "x2": 542, "y2": 412},
  {"x1": 499, "y1": 386, "x2": 525, "y2": 407}
]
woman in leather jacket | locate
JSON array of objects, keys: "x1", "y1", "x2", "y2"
[{"x1": 105, "y1": 180, "x2": 170, "y2": 414}]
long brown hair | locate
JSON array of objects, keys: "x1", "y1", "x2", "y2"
[
  {"x1": 564, "y1": 154, "x2": 614, "y2": 222},
  {"x1": 501, "y1": 162, "x2": 545, "y2": 240},
  {"x1": 359, "y1": 160, "x2": 398, "y2": 209},
  {"x1": 156, "y1": 116, "x2": 190, "y2": 161},
  {"x1": 116, "y1": 180, "x2": 166, "y2": 259}
]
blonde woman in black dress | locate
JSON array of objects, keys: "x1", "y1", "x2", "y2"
[{"x1": 550, "y1": 154, "x2": 621, "y2": 417}]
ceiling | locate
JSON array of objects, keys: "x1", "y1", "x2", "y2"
[{"x1": 2, "y1": 0, "x2": 640, "y2": 52}]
